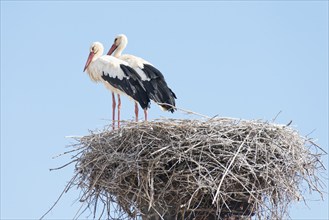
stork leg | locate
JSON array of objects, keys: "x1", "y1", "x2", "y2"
[
  {"x1": 134, "y1": 102, "x2": 139, "y2": 122},
  {"x1": 144, "y1": 109, "x2": 148, "y2": 122},
  {"x1": 117, "y1": 94, "x2": 121, "y2": 128},
  {"x1": 111, "y1": 92, "x2": 116, "y2": 130}
]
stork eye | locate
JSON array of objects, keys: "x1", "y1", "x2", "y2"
[{"x1": 114, "y1": 38, "x2": 118, "y2": 42}]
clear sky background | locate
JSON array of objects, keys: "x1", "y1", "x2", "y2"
[{"x1": 1, "y1": 1, "x2": 328, "y2": 219}]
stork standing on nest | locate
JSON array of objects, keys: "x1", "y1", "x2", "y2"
[
  {"x1": 83, "y1": 42, "x2": 150, "y2": 129},
  {"x1": 107, "y1": 34, "x2": 177, "y2": 121}
]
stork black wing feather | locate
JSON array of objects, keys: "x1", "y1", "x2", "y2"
[
  {"x1": 142, "y1": 64, "x2": 177, "y2": 113},
  {"x1": 101, "y1": 65, "x2": 150, "y2": 109}
]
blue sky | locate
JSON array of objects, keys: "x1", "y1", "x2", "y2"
[{"x1": 1, "y1": 1, "x2": 328, "y2": 219}]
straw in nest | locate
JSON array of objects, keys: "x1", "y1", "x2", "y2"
[{"x1": 46, "y1": 118, "x2": 326, "y2": 220}]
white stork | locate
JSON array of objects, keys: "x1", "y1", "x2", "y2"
[
  {"x1": 83, "y1": 42, "x2": 150, "y2": 129},
  {"x1": 107, "y1": 34, "x2": 177, "y2": 120}
]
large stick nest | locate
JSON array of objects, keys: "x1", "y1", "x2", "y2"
[{"x1": 68, "y1": 118, "x2": 326, "y2": 219}]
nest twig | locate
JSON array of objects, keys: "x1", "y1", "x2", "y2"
[{"x1": 55, "y1": 118, "x2": 326, "y2": 220}]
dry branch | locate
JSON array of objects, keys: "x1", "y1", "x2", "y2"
[{"x1": 61, "y1": 118, "x2": 326, "y2": 219}]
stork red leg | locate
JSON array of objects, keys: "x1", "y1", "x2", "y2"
[
  {"x1": 135, "y1": 102, "x2": 139, "y2": 122},
  {"x1": 112, "y1": 92, "x2": 116, "y2": 130},
  {"x1": 144, "y1": 109, "x2": 148, "y2": 122},
  {"x1": 117, "y1": 94, "x2": 121, "y2": 128}
]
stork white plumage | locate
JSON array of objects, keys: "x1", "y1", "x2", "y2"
[
  {"x1": 83, "y1": 42, "x2": 150, "y2": 129},
  {"x1": 107, "y1": 34, "x2": 177, "y2": 121}
]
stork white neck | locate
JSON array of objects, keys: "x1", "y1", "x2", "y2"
[
  {"x1": 113, "y1": 34, "x2": 128, "y2": 58},
  {"x1": 91, "y1": 42, "x2": 104, "y2": 61},
  {"x1": 84, "y1": 42, "x2": 105, "y2": 79}
]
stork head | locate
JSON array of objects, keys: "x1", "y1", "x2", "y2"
[
  {"x1": 83, "y1": 42, "x2": 104, "y2": 72},
  {"x1": 107, "y1": 34, "x2": 128, "y2": 56}
]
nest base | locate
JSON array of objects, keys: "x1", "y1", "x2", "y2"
[{"x1": 69, "y1": 118, "x2": 325, "y2": 220}]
